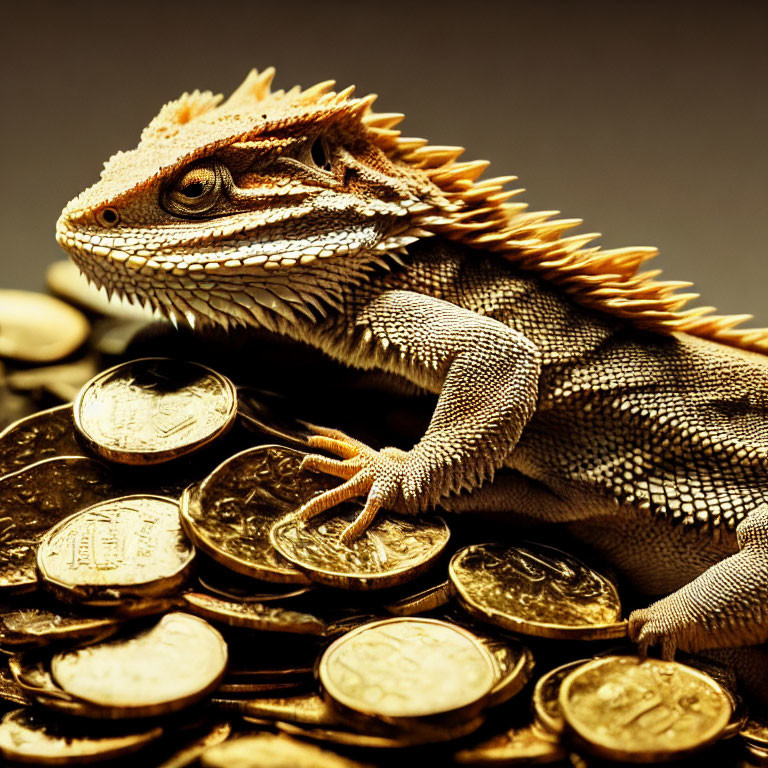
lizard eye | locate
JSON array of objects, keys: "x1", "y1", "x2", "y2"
[{"x1": 163, "y1": 161, "x2": 225, "y2": 217}]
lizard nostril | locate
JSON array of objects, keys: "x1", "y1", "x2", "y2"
[{"x1": 96, "y1": 207, "x2": 119, "y2": 227}]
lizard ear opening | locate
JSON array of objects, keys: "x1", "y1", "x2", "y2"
[
  {"x1": 96, "y1": 207, "x2": 119, "y2": 228},
  {"x1": 310, "y1": 135, "x2": 332, "y2": 173}
]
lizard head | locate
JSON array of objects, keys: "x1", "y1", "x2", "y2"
[{"x1": 55, "y1": 67, "x2": 456, "y2": 330}]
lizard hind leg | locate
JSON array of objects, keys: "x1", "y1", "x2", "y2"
[{"x1": 628, "y1": 503, "x2": 768, "y2": 659}]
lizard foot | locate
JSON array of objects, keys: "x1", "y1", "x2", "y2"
[
  {"x1": 628, "y1": 599, "x2": 684, "y2": 661},
  {"x1": 629, "y1": 505, "x2": 768, "y2": 658},
  {"x1": 298, "y1": 426, "x2": 414, "y2": 544}
]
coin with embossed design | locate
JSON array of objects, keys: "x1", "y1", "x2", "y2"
[
  {"x1": 319, "y1": 617, "x2": 495, "y2": 725},
  {"x1": 559, "y1": 655, "x2": 731, "y2": 761},
  {"x1": 180, "y1": 445, "x2": 336, "y2": 584},
  {"x1": 0, "y1": 404, "x2": 85, "y2": 478},
  {"x1": 271, "y1": 510, "x2": 450, "y2": 590},
  {"x1": 0, "y1": 707, "x2": 163, "y2": 764},
  {"x1": 37, "y1": 495, "x2": 194, "y2": 606},
  {"x1": 450, "y1": 542, "x2": 626, "y2": 639},
  {"x1": 0, "y1": 457, "x2": 119, "y2": 593},
  {"x1": 74, "y1": 358, "x2": 237, "y2": 464},
  {"x1": 50, "y1": 612, "x2": 227, "y2": 718}
]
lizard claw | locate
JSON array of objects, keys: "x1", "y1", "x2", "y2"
[{"x1": 298, "y1": 427, "x2": 411, "y2": 542}]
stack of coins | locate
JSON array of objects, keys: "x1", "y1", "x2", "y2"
[{"x1": 0, "y1": 272, "x2": 760, "y2": 766}]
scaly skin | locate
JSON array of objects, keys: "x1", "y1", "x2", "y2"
[{"x1": 56, "y1": 69, "x2": 768, "y2": 685}]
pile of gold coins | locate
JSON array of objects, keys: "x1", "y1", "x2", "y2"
[{"x1": 0, "y1": 268, "x2": 766, "y2": 766}]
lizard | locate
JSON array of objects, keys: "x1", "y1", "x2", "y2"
[{"x1": 55, "y1": 68, "x2": 768, "y2": 687}]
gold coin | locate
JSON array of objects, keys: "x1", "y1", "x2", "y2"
[
  {"x1": 9, "y1": 653, "x2": 98, "y2": 717},
  {"x1": 723, "y1": 692, "x2": 748, "y2": 740},
  {"x1": 181, "y1": 592, "x2": 327, "y2": 636},
  {"x1": 216, "y1": 692, "x2": 341, "y2": 727},
  {"x1": 0, "y1": 607, "x2": 121, "y2": 649},
  {"x1": 441, "y1": 610, "x2": 536, "y2": 708},
  {"x1": 271, "y1": 510, "x2": 450, "y2": 590},
  {"x1": 201, "y1": 732, "x2": 369, "y2": 768},
  {"x1": 179, "y1": 445, "x2": 327, "y2": 584},
  {"x1": 237, "y1": 387, "x2": 312, "y2": 450},
  {"x1": 450, "y1": 542, "x2": 626, "y2": 640},
  {"x1": 476, "y1": 631, "x2": 535, "y2": 708},
  {"x1": 0, "y1": 457, "x2": 119, "y2": 593},
  {"x1": 453, "y1": 720, "x2": 565, "y2": 765},
  {"x1": 0, "y1": 664, "x2": 29, "y2": 707},
  {"x1": 532, "y1": 659, "x2": 590, "y2": 736},
  {"x1": 8, "y1": 653, "x2": 59, "y2": 697},
  {"x1": 216, "y1": 680, "x2": 306, "y2": 697},
  {"x1": 0, "y1": 290, "x2": 89, "y2": 363},
  {"x1": 276, "y1": 718, "x2": 484, "y2": 749},
  {"x1": 6, "y1": 358, "x2": 99, "y2": 404},
  {"x1": 0, "y1": 707, "x2": 163, "y2": 764},
  {"x1": 50, "y1": 612, "x2": 227, "y2": 718},
  {"x1": 385, "y1": 579, "x2": 456, "y2": 616},
  {"x1": 0, "y1": 404, "x2": 85, "y2": 478},
  {"x1": 197, "y1": 567, "x2": 314, "y2": 603},
  {"x1": 37, "y1": 495, "x2": 194, "y2": 606},
  {"x1": 559, "y1": 655, "x2": 731, "y2": 761},
  {"x1": 319, "y1": 617, "x2": 495, "y2": 724},
  {"x1": 155, "y1": 721, "x2": 231, "y2": 768},
  {"x1": 745, "y1": 744, "x2": 768, "y2": 767},
  {"x1": 742, "y1": 718, "x2": 768, "y2": 748},
  {"x1": 221, "y1": 665, "x2": 313, "y2": 684},
  {"x1": 74, "y1": 357, "x2": 237, "y2": 464}
]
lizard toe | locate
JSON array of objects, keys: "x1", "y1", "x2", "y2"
[
  {"x1": 298, "y1": 472, "x2": 374, "y2": 521},
  {"x1": 628, "y1": 603, "x2": 681, "y2": 659},
  {"x1": 300, "y1": 453, "x2": 359, "y2": 480},
  {"x1": 307, "y1": 433, "x2": 363, "y2": 459}
]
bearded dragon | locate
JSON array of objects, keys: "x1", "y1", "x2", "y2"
[{"x1": 56, "y1": 68, "x2": 768, "y2": 679}]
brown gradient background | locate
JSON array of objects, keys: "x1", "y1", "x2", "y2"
[{"x1": 1, "y1": 1, "x2": 766, "y2": 324}]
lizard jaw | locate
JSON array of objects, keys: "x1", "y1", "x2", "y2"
[{"x1": 57, "y1": 216, "x2": 416, "y2": 332}]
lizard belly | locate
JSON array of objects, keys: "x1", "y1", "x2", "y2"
[{"x1": 567, "y1": 510, "x2": 738, "y2": 595}]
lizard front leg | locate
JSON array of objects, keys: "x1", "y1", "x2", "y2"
[
  {"x1": 629, "y1": 503, "x2": 768, "y2": 658},
  {"x1": 299, "y1": 289, "x2": 541, "y2": 542}
]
